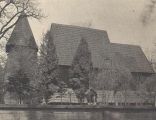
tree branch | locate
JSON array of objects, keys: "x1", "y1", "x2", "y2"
[
  {"x1": 0, "y1": 3, "x2": 10, "y2": 17},
  {"x1": 0, "y1": 0, "x2": 43, "y2": 40},
  {"x1": 0, "y1": 17, "x2": 19, "y2": 39},
  {"x1": 0, "y1": 8, "x2": 26, "y2": 34}
]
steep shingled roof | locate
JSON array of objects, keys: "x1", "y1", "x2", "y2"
[
  {"x1": 50, "y1": 23, "x2": 154, "y2": 73},
  {"x1": 6, "y1": 13, "x2": 38, "y2": 51},
  {"x1": 50, "y1": 23, "x2": 110, "y2": 68},
  {"x1": 111, "y1": 43, "x2": 154, "y2": 73}
]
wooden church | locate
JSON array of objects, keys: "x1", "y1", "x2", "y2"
[
  {"x1": 49, "y1": 23, "x2": 154, "y2": 90},
  {"x1": 4, "y1": 14, "x2": 155, "y2": 104}
]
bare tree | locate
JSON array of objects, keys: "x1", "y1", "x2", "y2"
[{"x1": 0, "y1": 0, "x2": 43, "y2": 40}]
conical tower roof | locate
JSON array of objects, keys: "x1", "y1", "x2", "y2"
[{"x1": 6, "y1": 13, "x2": 38, "y2": 51}]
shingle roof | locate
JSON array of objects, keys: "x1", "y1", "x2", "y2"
[
  {"x1": 50, "y1": 23, "x2": 110, "y2": 68},
  {"x1": 111, "y1": 43, "x2": 154, "y2": 73},
  {"x1": 6, "y1": 13, "x2": 38, "y2": 51},
  {"x1": 50, "y1": 23, "x2": 154, "y2": 73}
]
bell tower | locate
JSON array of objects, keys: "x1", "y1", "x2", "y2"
[{"x1": 4, "y1": 13, "x2": 38, "y2": 104}]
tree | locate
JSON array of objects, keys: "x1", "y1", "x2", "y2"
[
  {"x1": 138, "y1": 75, "x2": 156, "y2": 105},
  {"x1": 0, "y1": 0, "x2": 43, "y2": 101},
  {"x1": 96, "y1": 58, "x2": 132, "y2": 104},
  {"x1": 69, "y1": 38, "x2": 93, "y2": 102},
  {"x1": 70, "y1": 38, "x2": 93, "y2": 88},
  {"x1": 69, "y1": 77, "x2": 86, "y2": 103},
  {"x1": 6, "y1": 69, "x2": 32, "y2": 104},
  {"x1": 0, "y1": 0, "x2": 43, "y2": 40},
  {"x1": 39, "y1": 31, "x2": 60, "y2": 104}
]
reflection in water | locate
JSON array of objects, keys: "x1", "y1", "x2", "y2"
[
  {"x1": 27, "y1": 111, "x2": 55, "y2": 120},
  {"x1": 27, "y1": 111, "x2": 38, "y2": 120},
  {"x1": 0, "y1": 110, "x2": 156, "y2": 120},
  {"x1": 103, "y1": 111, "x2": 156, "y2": 120}
]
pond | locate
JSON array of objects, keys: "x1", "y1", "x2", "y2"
[{"x1": 0, "y1": 110, "x2": 156, "y2": 120}]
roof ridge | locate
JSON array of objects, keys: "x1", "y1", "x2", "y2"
[{"x1": 51, "y1": 23, "x2": 107, "y2": 33}]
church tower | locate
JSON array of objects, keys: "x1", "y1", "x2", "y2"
[{"x1": 4, "y1": 13, "x2": 38, "y2": 104}]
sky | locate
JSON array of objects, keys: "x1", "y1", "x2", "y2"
[{"x1": 29, "y1": 0, "x2": 156, "y2": 60}]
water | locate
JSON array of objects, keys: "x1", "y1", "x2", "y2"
[{"x1": 0, "y1": 110, "x2": 156, "y2": 120}]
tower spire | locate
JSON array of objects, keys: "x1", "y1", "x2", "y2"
[{"x1": 6, "y1": 13, "x2": 38, "y2": 52}]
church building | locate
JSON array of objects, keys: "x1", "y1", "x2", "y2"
[
  {"x1": 4, "y1": 15, "x2": 154, "y2": 104},
  {"x1": 49, "y1": 23, "x2": 154, "y2": 90}
]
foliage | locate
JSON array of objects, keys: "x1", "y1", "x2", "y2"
[
  {"x1": 0, "y1": 0, "x2": 43, "y2": 102},
  {"x1": 6, "y1": 69, "x2": 32, "y2": 104},
  {"x1": 69, "y1": 38, "x2": 93, "y2": 102},
  {"x1": 69, "y1": 78, "x2": 81, "y2": 90},
  {"x1": 75, "y1": 87, "x2": 86, "y2": 103},
  {"x1": 138, "y1": 75, "x2": 156, "y2": 103},
  {"x1": 96, "y1": 61, "x2": 131, "y2": 92},
  {"x1": 69, "y1": 38, "x2": 93, "y2": 89},
  {"x1": 39, "y1": 30, "x2": 65, "y2": 103},
  {"x1": 69, "y1": 77, "x2": 86, "y2": 102},
  {"x1": 39, "y1": 31, "x2": 58, "y2": 84},
  {"x1": 96, "y1": 58, "x2": 132, "y2": 104}
]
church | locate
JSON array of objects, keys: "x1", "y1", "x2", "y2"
[
  {"x1": 49, "y1": 23, "x2": 154, "y2": 90},
  {"x1": 4, "y1": 14, "x2": 154, "y2": 104}
]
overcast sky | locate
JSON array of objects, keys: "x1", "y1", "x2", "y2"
[{"x1": 29, "y1": 0, "x2": 156, "y2": 59}]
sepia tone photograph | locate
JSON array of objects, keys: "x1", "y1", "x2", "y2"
[{"x1": 0, "y1": 0, "x2": 156, "y2": 120}]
